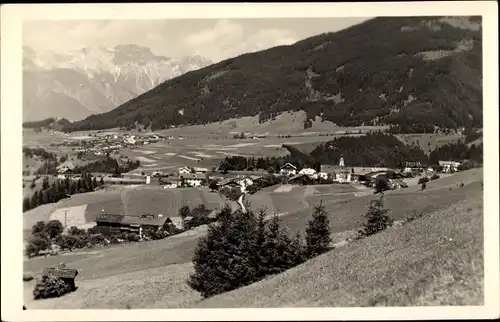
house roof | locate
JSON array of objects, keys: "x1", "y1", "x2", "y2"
[
  {"x1": 180, "y1": 173, "x2": 206, "y2": 180},
  {"x1": 56, "y1": 161, "x2": 75, "y2": 170},
  {"x1": 194, "y1": 167, "x2": 208, "y2": 172},
  {"x1": 217, "y1": 178, "x2": 240, "y2": 186},
  {"x1": 289, "y1": 173, "x2": 313, "y2": 181},
  {"x1": 439, "y1": 160, "x2": 461, "y2": 165},
  {"x1": 42, "y1": 267, "x2": 78, "y2": 279},
  {"x1": 280, "y1": 162, "x2": 297, "y2": 170},
  {"x1": 167, "y1": 216, "x2": 184, "y2": 228},
  {"x1": 95, "y1": 213, "x2": 168, "y2": 226},
  {"x1": 57, "y1": 167, "x2": 73, "y2": 174}
]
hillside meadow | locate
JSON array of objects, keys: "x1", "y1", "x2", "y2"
[{"x1": 22, "y1": 168, "x2": 483, "y2": 308}]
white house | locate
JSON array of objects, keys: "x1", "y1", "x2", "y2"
[
  {"x1": 236, "y1": 176, "x2": 254, "y2": 193},
  {"x1": 178, "y1": 166, "x2": 192, "y2": 175},
  {"x1": 335, "y1": 172, "x2": 352, "y2": 183},
  {"x1": 439, "y1": 161, "x2": 461, "y2": 173},
  {"x1": 123, "y1": 136, "x2": 136, "y2": 145},
  {"x1": 317, "y1": 172, "x2": 329, "y2": 180},
  {"x1": 180, "y1": 173, "x2": 205, "y2": 187},
  {"x1": 57, "y1": 167, "x2": 74, "y2": 179},
  {"x1": 279, "y1": 163, "x2": 297, "y2": 176}
]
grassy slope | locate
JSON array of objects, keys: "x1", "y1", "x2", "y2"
[
  {"x1": 195, "y1": 192, "x2": 483, "y2": 307},
  {"x1": 23, "y1": 169, "x2": 483, "y2": 308},
  {"x1": 280, "y1": 169, "x2": 482, "y2": 236}
]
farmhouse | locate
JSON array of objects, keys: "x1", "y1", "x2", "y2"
[
  {"x1": 178, "y1": 166, "x2": 192, "y2": 175},
  {"x1": 165, "y1": 216, "x2": 184, "y2": 230},
  {"x1": 42, "y1": 266, "x2": 78, "y2": 291},
  {"x1": 439, "y1": 160, "x2": 461, "y2": 172},
  {"x1": 57, "y1": 167, "x2": 74, "y2": 179},
  {"x1": 217, "y1": 178, "x2": 241, "y2": 189},
  {"x1": 279, "y1": 163, "x2": 298, "y2": 176},
  {"x1": 163, "y1": 177, "x2": 181, "y2": 189},
  {"x1": 317, "y1": 172, "x2": 330, "y2": 180},
  {"x1": 193, "y1": 167, "x2": 208, "y2": 174},
  {"x1": 94, "y1": 213, "x2": 169, "y2": 236},
  {"x1": 288, "y1": 173, "x2": 315, "y2": 185},
  {"x1": 180, "y1": 173, "x2": 206, "y2": 187}
]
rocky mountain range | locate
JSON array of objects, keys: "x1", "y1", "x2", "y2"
[
  {"x1": 23, "y1": 45, "x2": 213, "y2": 122},
  {"x1": 66, "y1": 16, "x2": 482, "y2": 134}
]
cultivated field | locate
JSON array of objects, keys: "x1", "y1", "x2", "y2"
[
  {"x1": 23, "y1": 185, "x2": 225, "y2": 239},
  {"x1": 22, "y1": 168, "x2": 483, "y2": 309}
]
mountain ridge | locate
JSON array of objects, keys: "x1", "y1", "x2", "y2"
[
  {"x1": 23, "y1": 45, "x2": 213, "y2": 122},
  {"x1": 66, "y1": 16, "x2": 482, "y2": 133}
]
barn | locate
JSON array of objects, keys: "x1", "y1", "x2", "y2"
[{"x1": 94, "y1": 213, "x2": 169, "y2": 235}]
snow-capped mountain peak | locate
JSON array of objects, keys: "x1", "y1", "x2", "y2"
[{"x1": 23, "y1": 45, "x2": 213, "y2": 122}]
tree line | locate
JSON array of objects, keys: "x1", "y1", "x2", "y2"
[
  {"x1": 429, "y1": 140, "x2": 483, "y2": 165},
  {"x1": 72, "y1": 157, "x2": 140, "y2": 175},
  {"x1": 23, "y1": 174, "x2": 104, "y2": 212}
]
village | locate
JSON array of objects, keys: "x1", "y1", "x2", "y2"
[{"x1": 37, "y1": 155, "x2": 466, "y2": 246}]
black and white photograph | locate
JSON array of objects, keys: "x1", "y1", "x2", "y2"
[{"x1": 1, "y1": 2, "x2": 499, "y2": 321}]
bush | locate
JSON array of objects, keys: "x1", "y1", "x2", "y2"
[
  {"x1": 88, "y1": 233, "x2": 107, "y2": 246},
  {"x1": 430, "y1": 173, "x2": 440, "y2": 180},
  {"x1": 359, "y1": 195, "x2": 393, "y2": 237},
  {"x1": 418, "y1": 176, "x2": 430, "y2": 184},
  {"x1": 126, "y1": 233, "x2": 140, "y2": 242},
  {"x1": 23, "y1": 272, "x2": 34, "y2": 282},
  {"x1": 209, "y1": 181, "x2": 218, "y2": 191},
  {"x1": 33, "y1": 276, "x2": 73, "y2": 300},
  {"x1": 25, "y1": 233, "x2": 51, "y2": 258},
  {"x1": 44, "y1": 220, "x2": 64, "y2": 239},
  {"x1": 305, "y1": 202, "x2": 332, "y2": 258},
  {"x1": 374, "y1": 175, "x2": 390, "y2": 193}
]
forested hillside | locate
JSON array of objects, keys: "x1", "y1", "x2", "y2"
[{"x1": 65, "y1": 16, "x2": 482, "y2": 133}]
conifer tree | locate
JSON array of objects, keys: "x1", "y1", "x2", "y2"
[
  {"x1": 359, "y1": 194, "x2": 393, "y2": 237},
  {"x1": 305, "y1": 202, "x2": 332, "y2": 258}
]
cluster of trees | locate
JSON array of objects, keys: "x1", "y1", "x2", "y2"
[
  {"x1": 72, "y1": 157, "x2": 140, "y2": 175},
  {"x1": 464, "y1": 128, "x2": 482, "y2": 143},
  {"x1": 23, "y1": 174, "x2": 103, "y2": 212},
  {"x1": 219, "y1": 133, "x2": 481, "y2": 173},
  {"x1": 189, "y1": 193, "x2": 396, "y2": 298},
  {"x1": 188, "y1": 203, "x2": 332, "y2": 298},
  {"x1": 310, "y1": 132, "x2": 430, "y2": 168},
  {"x1": 429, "y1": 140, "x2": 483, "y2": 165},
  {"x1": 219, "y1": 145, "x2": 319, "y2": 173},
  {"x1": 179, "y1": 204, "x2": 218, "y2": 230},
  {"x1": 23, "y1": 118, "x2": 57, "y2": 129},
  {"x1": 25, "y1": 220, "x2": 65, "y2": 257},
  {"x1": 23, "y1": 147, "x2": 58, "y2": 161}
]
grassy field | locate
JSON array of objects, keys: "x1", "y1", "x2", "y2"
[
  {"x1": 23, "y1": 185, "x2": 225, "y2": 239},
  {"x1": 22, "y1": 169, "x2": 483, "y2": 308},
  {"x1": 194, "y1": 195, "x2": 483, "y2": 307},
  {"x1": 396, "y1": 133, "x2": 465, "y2": 155}
]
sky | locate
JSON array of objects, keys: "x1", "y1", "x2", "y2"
[{"x1": 23, "y1": 18, "x2": 371, "y2": 62}]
